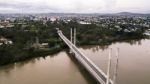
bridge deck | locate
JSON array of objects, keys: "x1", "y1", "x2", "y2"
[{"x1": 57, "y1": 30, "x2": 113, "y2": 84}]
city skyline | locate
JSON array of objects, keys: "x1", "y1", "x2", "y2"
[{"x1": 0, "y1": 0, "x2": 150, "y2": 13}]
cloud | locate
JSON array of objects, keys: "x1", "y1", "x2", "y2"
[
  {"x1": 0, "y1": 0, "x2": 149, "y2": 13},
  {"x1": 0, "y1": 2, "x2": 32, "y2": 9},
  {"x1": 0, "y1": 0, "x2": 106, "y2": 13}
]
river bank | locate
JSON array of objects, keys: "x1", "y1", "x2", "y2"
[
  {"x1": 0, "y1": 46, "x2": 63, "y2": 66},
  {"x1": 0, "y1": 36, "x2": 149, "y2": 66}
]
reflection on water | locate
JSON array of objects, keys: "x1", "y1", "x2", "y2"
[
  {"x1": 80, "y1": 39, "x2": 143, "y2": 52},
  {"x1": 0, "y1": 51, "x2": 96, "y2": 84},
  {"x1": 79, "y1": 39, "x2": 150, "y2": 84}
]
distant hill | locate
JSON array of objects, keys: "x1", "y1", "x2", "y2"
[
  {"x1": 116, "y1": 12, "x2": 150, "y2": 16},
  {"x1": 0, "y1": 12, "x2": 150, "y2": 17}
]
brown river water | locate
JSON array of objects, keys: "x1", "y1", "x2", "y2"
[{"x1": 0, "y1": 39, "x2": 150, "y2": 84}]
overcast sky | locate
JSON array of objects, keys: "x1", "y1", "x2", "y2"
[{"x1": 0, "y1": 0, "x2": 149, "y2": 13}]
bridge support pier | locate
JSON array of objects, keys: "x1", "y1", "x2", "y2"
[
  {"x1": 70, "y1": 28, "x2": 73, "y2": 53},
  {"x1": 113, "y1": 48, "x2": 119, "y2": 84},
  {"x1": 74, "y1": 28, "x2": 76, "y2": 45},
  {"x1": 70, "y1": 28, "x2": 76, "y2": 53},
  {"x1": 106, "y1": 48, "x2": 112, "y2": 84}
]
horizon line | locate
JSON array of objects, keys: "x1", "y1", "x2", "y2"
[{"x1": 0, "y1": 12, "x2": 150, "y2": 14}]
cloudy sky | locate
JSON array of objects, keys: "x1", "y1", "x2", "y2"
[{"x1": 0, "y1": 0, "x2": 149, "y2": 13}]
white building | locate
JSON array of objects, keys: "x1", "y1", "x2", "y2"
[{"x1": 0, "y1": 37, "x2": 13, "y2": 45}]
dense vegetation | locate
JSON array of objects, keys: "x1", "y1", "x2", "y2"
[{"x1": 0, "y1": 19, "x2": 148, "y2": 65}]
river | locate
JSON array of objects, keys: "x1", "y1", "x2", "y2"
[{"x1": 0, "y1": 39, "x2": 150, "y2": 84}]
